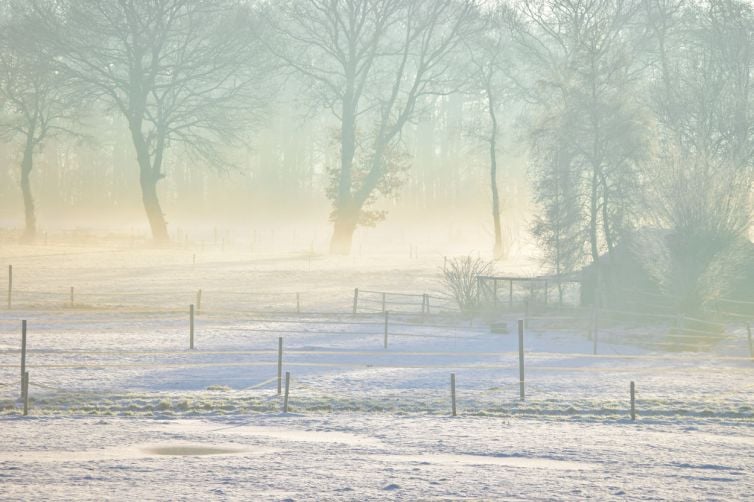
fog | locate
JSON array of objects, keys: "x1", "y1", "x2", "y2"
[
  {"x1": 0, "y1": 93, "x2": 531, "y2": 256},
  {"x1": 1, "y1": 2, "x2": 753, "y2": 499},
  {"x1": 1, "y1": 0, "x2": 752, "y2": 314}
]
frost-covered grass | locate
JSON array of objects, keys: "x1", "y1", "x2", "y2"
[
  {"x1": 0, "y1": 414, "x2": 752, "y2": 500},
  {"x1": 0, "y1": 243, "x2": 752, "y2": 500},
  {"x1": 1, "y1": 308, "x2": 750, "y2": 421}
]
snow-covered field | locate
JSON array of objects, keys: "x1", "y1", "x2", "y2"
[{"x1": 0, "y1": 243, "x2": 752, "y2": 500}]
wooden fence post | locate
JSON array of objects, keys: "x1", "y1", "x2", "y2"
[
  {"x1": 475, "y1": 276, "x2": 481, "y2": 307},
  {"x1": 20, "y1": 320, "x2": 26, "y2": 398},
  {"x1": 509, "y1": 279, "x2": 513, "y2": 308},
  {"x1": 70, "y1": 287, "x2": 75, "y2": 308},
  {"x1": 283, "y1": 371, "x2": 290, "y2": 413},
  {"x1": 352, "y1": 288, "x2": 359, "y2": 314},
  {"x1": 630, "y1": 381, "x2": 636, "y2": 421},
  {"x1": 196, "y1": 289, "x2": 202, "y2": 314},
  {"x1": 518, "y1": 319, "x2": 525, "y2": 401},
  {"x1": 277, "y1": 337, "x2": 283, "y2": 395},
  {"x1": 747, "y1": 323, "x2": 752, "y2": 360},
  {"x1": 450, "y1": 373, "x2": 457, "y2": 417},
  {"x1": 7, "y1": 265, "x2": 12, "y2": 309},
  {"x1": 189, "y1": 304, "x2": 195, "y2": 350},
  {"x1": 529, "y1": 280, "x2": 534, "y2": 304},
  {"x1": 22, "y1": 371, "x2": 29, "y2": 416},
  {"x1": 493, "y1": 278, "x2": 498, "y2": 308},
  {"x1": 384, "y1": 311, "x2": 389, "y2": 349}
]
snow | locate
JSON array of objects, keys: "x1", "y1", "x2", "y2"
[
  {"x1": 0, "y1": 415, "x2": 752, "y2": 500},
  {"x1": 0, "y1": 244, "x2": 752, "y2": 500}
]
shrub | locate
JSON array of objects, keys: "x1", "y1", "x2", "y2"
[{"x1": 441, "y1": 256, "x2": 493, "y2": 314}]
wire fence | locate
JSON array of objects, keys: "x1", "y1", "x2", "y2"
[
  {"x1": 5, "y1": 261, "x2": 753, "y2": 323},
  {"x1": 2, "y1": 261, "x2": 753, "y2": 418},
  {"x1": 0, "y1": 305, "x2": 751, "y2": 420},
  {"x1": 3, "y1": 275, "x2": 458, "y2": 316}
]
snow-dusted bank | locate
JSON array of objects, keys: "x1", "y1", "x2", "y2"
[{"x1": 0, "y1": 246, "x2": 752, "y2": 500}]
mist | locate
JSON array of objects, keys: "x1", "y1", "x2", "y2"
[{"x1": 0, "y1": 1, "x2": 753, "y2": 500}]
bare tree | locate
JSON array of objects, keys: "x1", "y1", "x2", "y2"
[
  {"x1": 642, "y1": 0, "x2": 754, "y2": 313},
  {"x1": 530, "y1": 137, "x2": 583, "y2": 304},
  {"x1": 0, "y1": 7, "x2": 78, "y2": 242},
  {"x1": 32, "y1": 0, "x2": 270, "y2": 242},
  {"x1": 514, "y1": 0, "x2": 650, "y2": 284},
  {"x1": 466, "y1": 4, "x2": 517, "y2": 260},
  {"x1": 269, "y1": 0, "x2": 480, "y2": 254}
]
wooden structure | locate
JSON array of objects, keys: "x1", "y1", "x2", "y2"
[{"x1": 476, "y1": 274, "x2": 582, "y2": 310}]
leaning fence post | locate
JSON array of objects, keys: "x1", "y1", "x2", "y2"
[
  {"x1": 277, "y1": 337, "x2": 283, "y2": 395},
  {"x1": 384, "y1": 311, "x2": 389, "y2": 349},
  {"x1": 476, "y1": 276, "x2": 481, "y2": 307},
  {"x1": 196, "y1": 289, "x2": 202, "y2": 314},
  {"x1": 493, "y1": 278, "x2": 498, "y2": 308},
  {"x1": 20, "y1": 320, "x2": 27, "y2": 399},
  {"x1": 283, "y1": 371, "x2": 290, "y2": 413},
  {"x1": 509, "y1": 279, "x2": 513, "y2": 308},
  {"x1": 450, "y1": 373, "x2": 457, "y2": 417},
  {"x1": 352, "y1": 288, "x2": 359, "y2": 314},
  {"x1": 22, "y1": 371, "x2": 29, "y2": 416},
  {"x1": 518, "y1": 319, "x2": 525, "y2": 401},
  {"x1": 747, "y1": 323, "x2": 752, "y2": 360},
  {"x1": 189, "y1": 304, "x2": 195, "y2": 350},
  {"x1": 630, "y1": 381, "x2": 636, "y2": 421},
  {"x1": 7, "y1": 264, "x2": 12, "y2": 309}
]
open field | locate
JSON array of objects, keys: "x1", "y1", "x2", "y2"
[{"x1": 0, "y1": 242, "x2": 752, "y2": 500}]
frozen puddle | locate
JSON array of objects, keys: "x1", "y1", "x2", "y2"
[
  {"x1": 0, "y1": 443, "x2": 274, "y2": 463},
  {"x1": 373, "y1": 454, "x2": 596, "y2": 471},
  {"x1": 141, "y1": 445, "x2": 248, "y2": 456},
  {"x1": 212, "y1": 425, "x2": 383, "y2": 447},
  {"x1": 157, "y1": 420, "x2": 383, "y2": 447}
]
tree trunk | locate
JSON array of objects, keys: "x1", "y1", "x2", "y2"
[
  {"x1": 486, "y1": 82, "x2": 503, "y2": 259},
  {"x1": 130, "y1": 120, "x2": 169, "y2": 243},
  {"x1": 329, "y1": 210, "x2": 358, "y2": 255},
  {"x1": 20, "y1": 139, "x2": 36, "y2": 243},
  {"x1": 329, "y1": 85, "x2": 359, "y2": 255},
  {"x1": 140, "y1": 172, "x2": 168, "y2": 243},
  {"x1": 589, "y1": 164, "x2": 600, "y2": 265}
]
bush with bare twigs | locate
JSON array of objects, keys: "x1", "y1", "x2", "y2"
[{"x1": 441, "y1": 256, "x2": 493, "y2": 314}]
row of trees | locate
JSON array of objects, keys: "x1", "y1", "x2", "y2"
[
  {"x1": 520, "y1": 0, "x2": 754, "y2": 310},
  {"x1": 0, "y1": 0, "x2": 497, "y2": 253},
  {"x1": 1, "y1": 0, "x2": 753, "y2": 301},
  {"x1": 1, "y1": 0, "x2": 271, "y2": 242}
]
